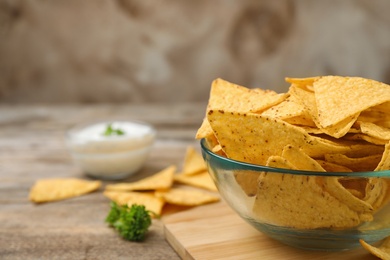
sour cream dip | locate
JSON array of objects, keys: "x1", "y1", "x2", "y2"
[{"x1": 66, "y1": 120, "x2": 156, "y2": 180}]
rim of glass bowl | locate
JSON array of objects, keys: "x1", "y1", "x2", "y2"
[{"x1": 200, "y1": 138, "x2": 390, "y2": 178}]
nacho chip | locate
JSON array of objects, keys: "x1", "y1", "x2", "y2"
[
  {"x1": 316, "y1": 160, "x2": 353, "y2": 172},
  {"x1": 285, "y1": 76, "x2": 320, "y2": 89},
  {"x1": 195, "y1": 78, "x2": 288, "y2": 139},
  {"x1": 207, "y1": 110, "x2": 374, "y2": 166},
  {"x1": 105, "y1": 165, "x2": 176, "y2": 191},
  {"x1": 103, "y1": 190, "x2": 164, "y2": 215},
  {"x1": 174, "y1": 171, "x2": 217, "y2": 192},
  {"x1": 324, "y1": 153, "x2": 382, "y2": 172},
  {"x1": 281, "y1": 144, "x2": 325, "y2": 171},
  {"x1": 253, "y1": 156, "x2": 362, "y2": 229},
  {"x1": 290, "y1": 84, "x2": 359, "y2": 138},
  {"x1": 233, "y1": 170, "x2": 260, "y2": 197},
  {"x1": 313, "y1": 76, "x2": 390, "y2": 128},
  {"x1": 29, "y1": 178, "x2": 101, "y2": 203},
  {"x1": 182, "y1": 146, "x2": 207, "y2": 175},
  {"x1": 360, "y1": 237, "x2": 390, "y2": 260},
  {"x1": 359, "y1": 121, "x2": 390, "y2": 141},
  {"x1": 155, "y1": 188, "x2": 219, "y2": 206}
]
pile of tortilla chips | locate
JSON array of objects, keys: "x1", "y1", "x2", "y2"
[
  {"x1": 29, "y1": 146, "x2": 219, "y2": 217},
  {"x1": 104, "y1": 147, "x2": 219, "y2": 216},
  {"x1": 196, "y1": 76, "x2": 390, "y2": 256}
]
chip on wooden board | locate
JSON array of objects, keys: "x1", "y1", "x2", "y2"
[
  {"x1": 105, "y1": 165, "x2": 176, "y2": 191},
  {"x1": 360, "y1": 237, "x2": 390, "y2": 260},
  {"x1": 103, "y1": 190, "x2": 164, "y2": 216},
  {"x1": 155, "y1": 188, "x2": 219, "y2": 207},
  {"x1": 29, "y1": 178, "x2": 101, "y2": 203}
]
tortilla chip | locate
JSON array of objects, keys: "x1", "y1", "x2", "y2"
[
  {"x1": 182, "y1": 146, "x2": 207, "y2": 175},
  {"x1": 207, "y1": 110, "x2": 374, "y2": 166},
  {"x1": 360, "y1": 237, "x2": 390, "y2": 260},
  {"x1": 313, "y1": 76, "x2": 390, "y2": 128},
  {"x1": 290, "y1": 84, "x2": 359, "y2": 138},
  {"x1": 359, "y1": 121, "x2": 390, "y2": 141},
  {"x1": 285, "y1": 76, "x2": 320, "y2": 88},
  {"x1": 155, "y1": 188, "x2": 219, "y2": 206},
  {"x1": 105, "y1": 165, "x2": 176, "y2": 191},
  {"x1": 281, "y1": 144, "x2": 325, "y2": 171},
  {"x1": 29, "y1": 178, "x2": 101, "y2": 203},
  {"x1": 174, "y1": 171, "x2": 217, "y2": 192},
  {"x1": 316, "y1": 160, "x2": 353, "y2": 172},
  {"x1": 196, "y1": 78, "x2": 288, "y2": 139},
  {"x1": 103, "y1": 190, "x2": 164, "y2": 215},
  {"x1": 253, "y1": 156, "x2": 362, "y2": 229},
  {"x1": 324, "y1": 153, "x2": 382, "y2": 172},
  {"x1": 233, "y1": 170, "x2": 260, "y2": 197}
]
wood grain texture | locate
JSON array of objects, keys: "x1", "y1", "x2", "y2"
[
  {"x1": 0, "y1": 104, "x2": 206, "y2": 260},
  {"x1": 163, "y1": 202, "x2": 377, "y2": 260}
]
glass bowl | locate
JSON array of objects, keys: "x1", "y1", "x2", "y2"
[
  {"x1": 200, "y1": 139, "x2": 390, "y2": 251},
  {"x1": 66, "y1": 120, "x2": 156, "y2": 180}
]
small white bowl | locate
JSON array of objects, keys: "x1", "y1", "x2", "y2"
[{"x1": 66, "y1": 120, "x2": 156, "y2": 180}]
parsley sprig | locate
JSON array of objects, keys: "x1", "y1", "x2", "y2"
[{"x1": 103, "y1": 124, "x2": 125, "y2": 136}]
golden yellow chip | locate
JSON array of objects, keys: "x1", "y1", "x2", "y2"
[
  {"x1": 155, "y1": 187, "x2": 219, "y2": 206},
  {"x1": 207, "y1": 110, "x2": 377, "y2": 166},
  {"x1": 285, "y1": 76, "x2": 321, "y2": 89},
  {"x1": 103, "y1": 190, "x2": 164, "y2": 215},
  {"x1": 360, "y1": 237, "x2": 390, "y2": 260},
  {"x1": 195, "y1": 78, "x2": 288, "y2": 139},
  {"x1": 316, "y1": 160, "x2": 353, "y2": 172},
  {"x1": 174, "y1": 171, "x2": 217, "y2": 192},
  {"x1": 105, "y1": 165, "x2": 176, "y2": 191},
  {"x1": 324, "y1": 153, "x2": 382, "y2": 172},
  {"x1": 359, "y1": 121, "x2": 390, "y2": 141},
  {"x1": 253, "y1": 156, "x2": 362, "y2": 229},
  {"x1": 289, "y1": 84, "x2": 359, "y2": 138},
  {"x1": 233, "y1": 170, "x2": 260, "y2": 197},
  {"x1": 313, "y1": 76, "x2": 390, "y2": 128},
  {"x1": 281, "y1": 144, "x2": 325, "y2": 171},
  {"x1": 182, "y1": 146, "x2": 207, "y2": 175},
  {"x1": 29, "y1": 178, "x2": 101, "y2": 203}
]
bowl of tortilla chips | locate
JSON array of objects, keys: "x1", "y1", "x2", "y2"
[{"x1": 197, "y1": 76, "x2": 390, "y2": 251}]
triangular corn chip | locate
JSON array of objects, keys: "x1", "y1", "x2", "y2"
[
  {"x1": 105, "y1": 165, "x2": 175, "y2": 191},
  {"x1": 29, "y1": 178, "x2": 101, "y2": 203},
  {"x1": 103, "y1": 190, "x2": 164, "y2": 215}
]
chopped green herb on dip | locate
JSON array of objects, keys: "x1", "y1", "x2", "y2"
[{"x1": 103, "y1": 124, "x2": 125, "y2": 136}]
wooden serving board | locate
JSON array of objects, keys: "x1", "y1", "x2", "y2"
[{"x1": 162, "y1": 201, "x2": 376, "y2": 260}]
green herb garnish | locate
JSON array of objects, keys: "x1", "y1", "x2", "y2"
[
  {"x1": 103, "y1": 124, "x2": 125, "y2": 136},
  {"x1": 105, "y1": 202, "x2": 154, "y2": 242}
]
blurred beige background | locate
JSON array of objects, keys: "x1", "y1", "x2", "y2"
[{"x1": 0, "y1": 0, "x2": 390, "y2": 104}]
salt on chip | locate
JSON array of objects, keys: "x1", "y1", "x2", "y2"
[
  {"x1": 174, "y1": 171, "x2": 217, "y2": 192},
  {"x1": 182, "y1": 146, "x2": 207, "y2": 175},
  {"x1": 105, "y1": 165, "x2": 176, "y2": 191},
  {"x1": 253, "y1": 156, "x2": 362, "y2": 229},
  {"x1": 360, "y1": 237, "x2": 390, "y2": 260},
  {"x1": 29, "y1": 178, "x2": 101, "y2": 203},
  {"x1": 313, "y1": 76, "x2": 390, "y2": 128},
  {"x1": 103, "y1": 190, "x2": 164, "y2": 215},
  {"x1": 155, "y1": 187, "x2": 219, "y2": 206}
]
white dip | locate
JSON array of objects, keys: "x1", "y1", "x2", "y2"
[{"x1": 67, "y1": 121, "x2": 156, "y2": 179}]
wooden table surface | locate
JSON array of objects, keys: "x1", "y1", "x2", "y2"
[{"x1": 0, "y1": 103, "x2": 207, "y2": 260}]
